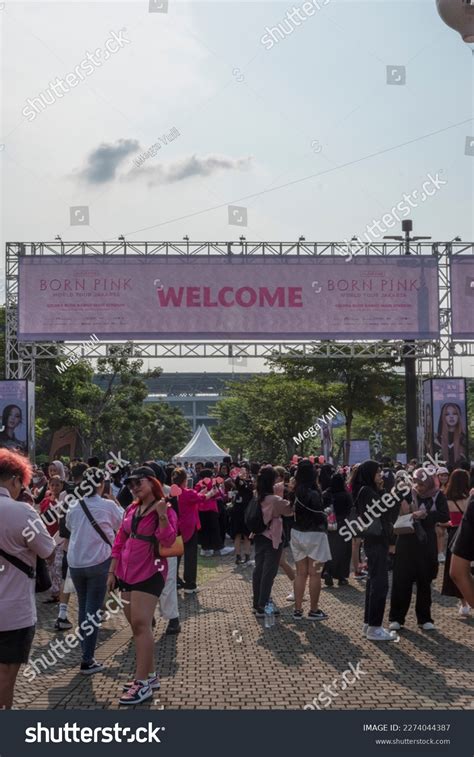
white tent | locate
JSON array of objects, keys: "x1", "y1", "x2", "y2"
[{"x1": 173, "y1": 424, "x2": 227, "y2": 463}]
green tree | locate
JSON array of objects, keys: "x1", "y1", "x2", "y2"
[
  {"x1": 268, "y1": 352, "x2": 402, "y2": 463},
  {"x1": 212, "y1": 374, "x2": 329, "y2": 462},
  {"x1": 132, "y1": 403, "x2": 191, "y2": 462},
  {"x1": 34, "y1": 343, "x2": 190, "y2": 461}
]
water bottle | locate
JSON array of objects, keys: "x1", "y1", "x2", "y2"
[{"x1": 265, "y1": 600, "x2": 275, "y2": 628}]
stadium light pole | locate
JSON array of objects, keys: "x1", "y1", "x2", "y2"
[{"x1": 384, "y1": 220, "x2": 431, "y2": 462}]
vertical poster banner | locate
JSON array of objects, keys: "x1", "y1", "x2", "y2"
[
  {"x1": 432, "y1": 379, "x2": 468, "y2": 467},
  {"x1": 422, "y1": 379, "x2": 434, "y2": 458},
  {"x1": 0, "y1": 381, "x2": 28, "y2": 454},
  {"x1": 320, "y1": 419, "x2": 334, "y2": 463},
  {"x1": 450, "y1": 256, "x2": 474, "y2": 338},
  {"x1": 27, "y1": 381, "x2": 35, "y2": 459}
]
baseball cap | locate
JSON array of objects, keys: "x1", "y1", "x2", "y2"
[{"x1": 123, "y1": 466, "x2": 156, "y2": 485}]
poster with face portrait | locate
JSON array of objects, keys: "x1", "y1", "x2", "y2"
[
  {"x1": 429, "y1": 379, "x2": 468, "y2": 468},
  {"x1": 0, "y1": 380, "x2": 35, "y2": 456},
  {"x1": 422, "y1": 379, "x2": 434, "y2": 459}
]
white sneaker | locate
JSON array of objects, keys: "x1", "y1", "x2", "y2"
[
  {"x1": 286, "y1": 591, "x2": 295, "y2": 602},
  {"x1": 419, "y1": 622, "x2": 435, "y2": 630},
  {"x1": 458, "y1": 604, "x2": 471, "y2": 617},
  {"x1": 218, "y1": 546, "x2": 235, "y2": 556},
  {"x1": 389, "y1": 621, "x2": 402, "y2": 631},
  {"x1": 438, "y1": 552, "x2": 446, "y2": 563},
  {"x1": 366, "y1": 626, "x2": 399, "y2": 641},
  {"x1": 362, "y1": 623, "x2": 369, "y2": 636},
  {"x1": 200, "y1": 549, "x2": 213, "y2": 557}
]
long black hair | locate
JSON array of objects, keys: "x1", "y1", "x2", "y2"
[
  {"x1": 1, "y1": 404, "x2": 22, "y2": 428},
  {"x1": 294, "y1": 459, "x2": 317, "y2": 499},
  {"x1": 351, "y1": 460, "x2": 380, "y2": 500},
  {"x1": 256, "y1": 465, "x2": 276, "y2": 503}
]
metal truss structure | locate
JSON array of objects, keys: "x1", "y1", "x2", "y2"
[{"x1": 5, "y1": 240, "x2": 474, "y2": 382}]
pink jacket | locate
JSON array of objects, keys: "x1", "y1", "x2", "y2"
[
  {"x1": 196, "y1": 484, "x2": 220, "y2": 513},
  {"x1": 178, "y1": 489, "x2": 203, "y2": 543},
  {"x1": 111, "y1": 502, "x2": 178, "y2": 584},
  {"x1": 261, "y1": 494, "x2": 293, "y2": 549}
]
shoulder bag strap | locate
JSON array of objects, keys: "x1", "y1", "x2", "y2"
[
  {"x1": 0, "y1": 548, "x2": 35, "y2": 578},
  {"x1": 79, "y1": 499, "x2": 112, "y2": 547}
]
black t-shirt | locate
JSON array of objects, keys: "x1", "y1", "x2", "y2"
[
  {"x1": 291, "y1": 488, "x2": 326, "y2": 532},
  {"x1": 452, "y1": 497, "x2": 474, "y2": 562}
]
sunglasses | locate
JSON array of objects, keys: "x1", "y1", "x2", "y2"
[{"x1": 128, "y1": 478, "x2": 147, "y2": 489}]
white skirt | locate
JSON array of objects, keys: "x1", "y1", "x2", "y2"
[{"x1": 290, "y1": 529, "x2": 332, "y2": 564}]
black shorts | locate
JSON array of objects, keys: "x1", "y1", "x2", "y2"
[
  {"x1": 117, "y1": 572, "x2": 165, "y2": 597},
  {"x1": 0, "y1": 625, "x2": 36, "y2": 664}
]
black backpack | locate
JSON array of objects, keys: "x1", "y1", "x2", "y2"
[{"x1": 244, "y1": 496, "x2": 267, "y2": 535}]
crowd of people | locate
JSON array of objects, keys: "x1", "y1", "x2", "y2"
[{"x1": 0, "y1": 447, "x2": 473, "y2": 709}]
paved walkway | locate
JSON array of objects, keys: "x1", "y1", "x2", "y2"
[{"x1": 15, "y1": 554, "x2": 474, "y2": 710}]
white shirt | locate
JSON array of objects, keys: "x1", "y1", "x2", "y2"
[{"x1": 65, "y1": 494, "x2": 123, "y2": 568}]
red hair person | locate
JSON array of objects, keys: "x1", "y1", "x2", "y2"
[
  {"x1": 108, "y1": 466, "x2": 178, "y2": 706},
  {"x1": 0, "y1": 449, "x2": 55, "y2": 709}
]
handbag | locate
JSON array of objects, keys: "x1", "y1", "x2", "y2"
[
  {"x1": 393, "y1": 513, "x2": 415, "y2": 535},
  {"x1": 129, "y1": 503, "x2": 184, "y2": 559},
  {"x1": 0, "y1": 548, "x2": 52, "y2": 593},
  {"x1": 158, "y1": 535, "x2": 184, "y2": 558},
  {"x1": 349, "y1": 487, "x2": 383, "y2": 538}
]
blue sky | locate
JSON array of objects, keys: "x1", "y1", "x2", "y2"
[{"x1": 1, "y1": 0, "x2": 473, "y2": 373}]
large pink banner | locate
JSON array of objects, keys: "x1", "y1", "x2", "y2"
[
  {"x1": 18, "y1": 256, "x2": 439, "y2": 340},
  {"x1": 451, "y1": 257, "x2": 474, "y2": 338}
]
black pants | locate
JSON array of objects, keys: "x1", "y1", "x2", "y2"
[
  {"x1": 364, "y1": 541, "x2": 389, "y2": 627},
  {"x1": 326, "y1": 530, "x2": 351, "y2": 580},
  {"x1": 389, "y1": 536, "x2": 435, "y2": 625},
  {"x1": 218, "y1": 501, "x2": 228, "y2": 545},
  {"x1": 198, "y1": 511, "x2": 222, "y2": 551},
  {"x1": 178, "y1": 531, "x2": 199, "y2": 589},
  {"x1": 252, "y1": 535, "x2": 282, "y2": 610}
]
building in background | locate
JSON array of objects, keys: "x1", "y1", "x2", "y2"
[{"x1": 95, "y1": 373, "x2": 254, "y2": 433}]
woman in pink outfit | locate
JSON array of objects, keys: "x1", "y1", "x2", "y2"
[
  {"x1": 172, "y1": 467, "x2": 207, "y2": 593},
  {"x1": 108, "y1": 466, "x2": 178, "y2": 706}
]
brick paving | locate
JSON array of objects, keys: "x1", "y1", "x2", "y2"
[{"x1": 14, "y1": 554, "x2": 474, "y2": 711}]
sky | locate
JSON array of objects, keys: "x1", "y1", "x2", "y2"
[{"x1": 1, "y1": 0, "x2": 473, "y2": 375}]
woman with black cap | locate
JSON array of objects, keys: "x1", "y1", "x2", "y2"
[
  {"x1": 108, "y1": 466, "x2": 178, "y2": 705},
  {"x1": 352, "y1": 460, "x2": 397, "y2": 641}
]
